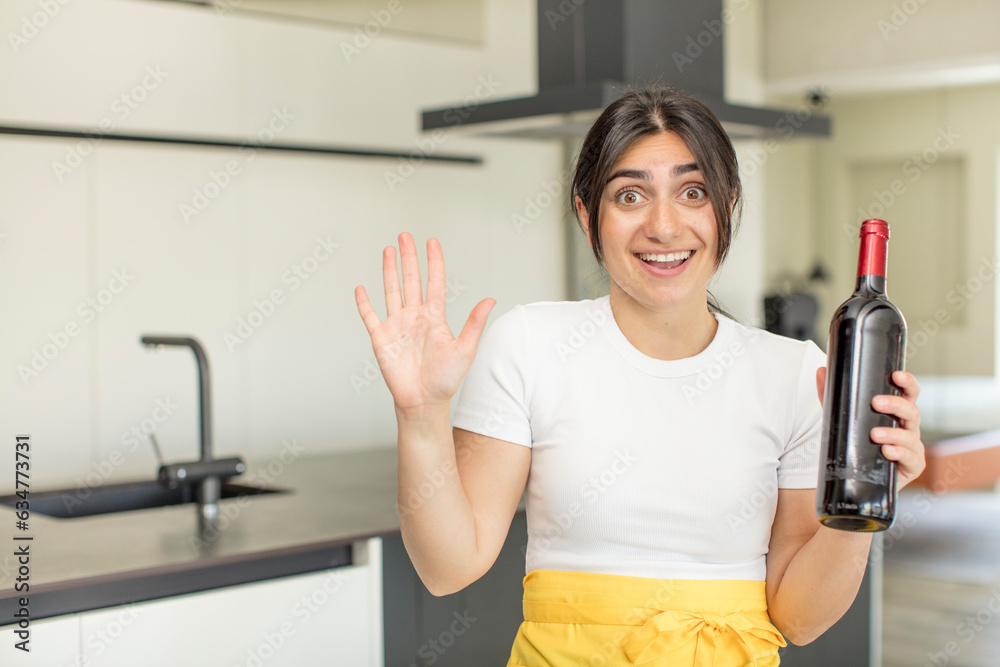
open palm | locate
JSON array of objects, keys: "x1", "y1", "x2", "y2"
[{"x1": 355, "y1": 232, "x2": 495, "y2": 413}]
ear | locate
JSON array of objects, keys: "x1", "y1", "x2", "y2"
[{"x1": 575, "y1": 196, "x2": 593, "y2": 248}]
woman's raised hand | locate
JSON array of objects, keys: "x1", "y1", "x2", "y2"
[{"x1": 355, "y1": 232, "x2": 496, "y2": 415}]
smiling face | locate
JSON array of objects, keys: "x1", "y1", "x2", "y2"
[{"x1": 577, "y1": 131, "x2": 719, "y2": 316}]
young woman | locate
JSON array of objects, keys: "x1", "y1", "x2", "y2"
[{"x1": 355, "y1": 86, "x2": 925, "y2": 666}]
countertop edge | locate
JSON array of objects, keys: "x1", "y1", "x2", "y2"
[
  {"x1": 0, "y1": 513, "x2": 526, "y2": 626},
  {"x1": 0, "y1": 539, "x2": 355, "y2": 625},
  {"x1": 0, "y1": 443, "x2": 528, "y2": 625}
]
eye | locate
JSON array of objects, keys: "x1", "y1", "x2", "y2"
[
  {"x1": 682, "y1": 186, "x2": 707, "y2": 201},
  {"x1": 614, "y1": 188, "x2": 645, "y2": 206}
]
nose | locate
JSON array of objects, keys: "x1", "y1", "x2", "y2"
[{"x1": 645, "y1": 198, "x2": 682, "y2": 241}]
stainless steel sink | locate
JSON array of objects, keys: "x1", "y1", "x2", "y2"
[{"x1": 0, "y1": 480, "x2": 286, "y2": 519}]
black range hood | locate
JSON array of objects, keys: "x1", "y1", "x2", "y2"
[{"x1": 421, "y1": 0, "x2": 831, "y2": 140}]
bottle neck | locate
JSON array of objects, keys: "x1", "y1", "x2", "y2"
[
  {"x1": 856, "y1": 229, "x2": 889, "y2": 295},
  {"x1": 855, "y1": 273, "x2": 886, "y2": 295}
]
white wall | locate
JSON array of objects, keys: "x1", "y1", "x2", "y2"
[
  {"x1": 764, "y1": 0, "x2": 1000, "y2": 95},
  {"x1": 714, "y1": 0, "x2": 767, "y2": 326},
  {"x1": 764, "y1": 84, "x2": 1000, "y2": 430},
  {"x1": 0, "y1": 0, "x2": 567, "y2": 486},
  {"x1": 759, "y1": 0, "x2": 1000, "y2": 430}
]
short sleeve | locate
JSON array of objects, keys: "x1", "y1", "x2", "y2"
[
  {"x1": 452, "y1": 305, "x2": 533, "y2": 447},
  {"x1": 777, "y1": 341, "x2": 828, "y2": 488}
]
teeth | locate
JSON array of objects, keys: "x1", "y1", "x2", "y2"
[{"x1": 637, "y1": 250, "x2": 692, "y2": 263}]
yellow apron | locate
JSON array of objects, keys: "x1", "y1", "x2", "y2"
[{"x1": 506, "y1": 569, "x2": 786, "y2": 667}]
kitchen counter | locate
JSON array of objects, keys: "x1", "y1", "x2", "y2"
[{"x1": 0, "y1": 445, "x2": 524, "y2": 624}]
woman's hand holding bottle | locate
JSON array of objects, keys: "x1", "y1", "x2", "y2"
[{"x1": 355, "y1": 232, "x2": 496, "y2": 416}]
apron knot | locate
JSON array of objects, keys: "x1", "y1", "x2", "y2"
[
  {"x1": 699, "y1": 612, "x2": 727, "y2": 634},
  {"x1": 623, "y1": 609, "x2": 786, "y2": 666}
]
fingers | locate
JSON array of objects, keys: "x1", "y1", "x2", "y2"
[
  {"x1": 399, "y1": 232, "x2": 424, "y2": 307},
  {"x1": 890, "y1": 370, "x2": 920, "y2": 402},
  {"x1": 383, "y1": 233, "x2": 430, "y2": 316},
  {"x1": 871, "y1": 392, "x2": 920, "y2": 429},
  {"x1": 871, "y1": 370, "x2": 924, "y2": 488},
  {"x1": 871, "y1": 425, "x2": 916, "y2": 449},
  {"x1": 355, "y1": 285, "x2": 381, "y2": 336},
  {"x1": 815, "y1": 366, "x2": 826, "y2": 405},
  {"x1": 877, "y1": 430, "x2": 926, "y2": 485},
  {"x1": 871, "y1": 370, "x2": 926, "y2": 487},
  {"x1": 880, "y1": 440, "x2": 925, "y2": 476},
  {"x1": 383, "y1": 245, "x2": 402, "y2": 317},
  {"x1": 425, "y1": 237, "x2": 446, "y2": 315},
  {"x1": 456, "y1": 298, "x2": 497, "y2": 351},
  {"x1": 872, "y1": 424, "x2": 923, "y2": 462}
]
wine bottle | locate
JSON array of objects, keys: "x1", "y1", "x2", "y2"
[{"x1": 816, "y1": 218, "x2": 907, "y2": 532}]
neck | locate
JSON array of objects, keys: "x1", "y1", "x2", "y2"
[
  {"x1": 608, "y1": 284, "x2": 719, "y2": 361},
  {"x1": 855, "y1": 274, "x2": 886, "y2": 296}
]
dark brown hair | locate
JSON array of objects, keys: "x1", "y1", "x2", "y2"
[{"x1": 571, "y1": 85, "x2": 742, "y2": 315}]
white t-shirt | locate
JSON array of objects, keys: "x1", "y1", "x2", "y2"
[{"x1": 452, "y1": 295, "x2": 828, "y2": 581}]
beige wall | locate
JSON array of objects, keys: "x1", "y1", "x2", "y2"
[
  {"x1": 9, "y1": 0, "x2": 997, "y2": 484},
  {"x1": 233, "y1": 0, "x2": 485, "y2": 45},
  {"x1": 764, "y1": 84, "x2": 1000, "y2": 429},
  {"x1": 764, "y1": 0, "x2": 1000, "y2": 95},
  {"x1": 760, "y1": 0, "x2": 1000, "y2": 431},
  {"x1": 0, "y1": 0, "x2": 566, "y2": 484}
]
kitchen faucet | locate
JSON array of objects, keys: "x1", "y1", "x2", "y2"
[{"x1": 140, "y1": 335, "x2": 244, "y2": 526}]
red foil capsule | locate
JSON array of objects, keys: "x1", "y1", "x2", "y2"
[{"x1": 857, "y1": 218, "x2": 889, "y2": 279}]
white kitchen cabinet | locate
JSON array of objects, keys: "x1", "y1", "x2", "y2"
[
  {"x1": 0, "y1": 537, "x2": 382, "y2": 667},
  {"x1": 81, "y1": 537, "x2": 382, "y2": 667}
]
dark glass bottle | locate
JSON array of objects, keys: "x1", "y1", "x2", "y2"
[{"x1": 816, "y1": 219, "x2": 907, "y2": 532}]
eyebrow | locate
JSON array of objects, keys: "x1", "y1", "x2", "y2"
[{"x1": 607, "y1": 162, "x2": 701, "y2": 182}]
